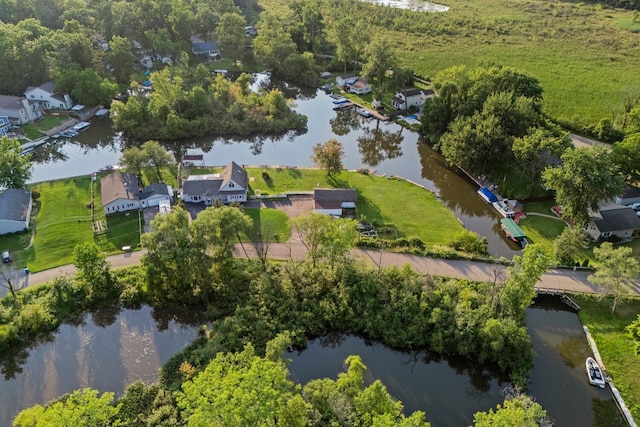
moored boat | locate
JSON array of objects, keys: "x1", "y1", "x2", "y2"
[
  {"x1": 73, "y1": 121, "x2": 90, "y2": 132},
  {"x1": 492, "y1": 200, "x2": 515, "y2": 218},
  {"x1": 586, "y1": 357, "x2": 606, "y2": 388},
  {"x1": 333, "y1": 102, "x2": 353, "y2": 110},
  {"x1": 95, "y1": 108, "x2": 109, "y2": 118},
  {"x1": 60, "y1": 129, "x2": 78, "y2": 138},
  {"x1": 477, "y1": 186, "x2": 498, "y2": 203},
  {"x1": 356, "y1": 107, "x2": 373, "y2": 118},
  {"x1": 332, "y1": 97, "x2": 349, "y2": 105},
  {"x1": 500, "y1": 218, "x2": 527, "y2": 247}
]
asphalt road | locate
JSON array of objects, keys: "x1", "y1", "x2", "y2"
[{"x1": 7, "y1": 243, "x2": 608, "y2": 296}]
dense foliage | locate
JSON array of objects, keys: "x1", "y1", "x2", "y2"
[
  {"x1": 111, "y1": 67, "x2": 307, "y2": 140},
  {"x1": 0, "y1": 136, "x2": 32, "y2": 189}
]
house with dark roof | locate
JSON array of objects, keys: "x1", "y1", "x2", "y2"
[
  {"x1": 0, "y1": 189, "x2": 32, "y2": 235},
  {"x1": 391, "y1": 88, "x2": 435, "y2": 110},
  {"x1": 585, "y1": 202, "x2": 640, "y2": 241},
  {"x1": 101, "y1": 172, "x2": 173, "y2": 214},
  {"x1": 0, "y1": 95, "x2": 43, "y2": 125},
  {"x1": 24, "y1": 81, "x2": 73, "y2": 110},
  {"x1": 191, "y1": 40, "x2": 220, "y2": 58},
  {"x1": 0, "y1": 116, "x2": 10, "y2": 136},
  {"x1": 313, "y1": 188, "x2": 357, "y2": 218},
  {"x1": 614, "y1": 186, "x2": 640, "y2": 207},
  {"x1": 182, "y1": 162, "x2": 248, "y2": 205}
]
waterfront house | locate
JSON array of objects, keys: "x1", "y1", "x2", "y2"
[
  {"x1": 101, "y1": 172, "x2": 173, "y2": 214},
  {"x1": 182, "y1": 161, "x2": 248, "y2": 205},
  {"x1": 348, "y1": 79, "x2": 372, "y2": 95},
  {"x1": 0, "y1": 189, "x2": 32, "y2": 235},
  {"x1": 614, "y1": 186, "x2": 640, "y2": 206},
  {"x1": 313, "y1": 188, "x2": 357, "y2": 218},
  {"x1": 336, "y1": 74, "x2": 357, "y2": 87},
  {"x1": 0, "y1": 116, "x2": 10, "y2": 136},
  {"x1": 24, "y1": 82, "x2": 73, "y2": 110},
  {"x1": 0, "y1": 95, "x2": 43, "y2": 125},
  {"x1": 391, "y1": 88, "x2": 435, "y2": 110}
]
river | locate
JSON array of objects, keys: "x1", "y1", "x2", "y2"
[
  {"x1": 29, "y1": 75, "x2": 522, "y2": 258},
  {"x1": 0, "y1": 299, "x2": 625, "y2": 426}
]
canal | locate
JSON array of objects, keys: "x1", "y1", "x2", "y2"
[
  {"x1": 0, "y1": 299, "x2": 625, "y2": 426},
  {"x1": 29, "y1": 75, "x2": 521, "y2": 258}
]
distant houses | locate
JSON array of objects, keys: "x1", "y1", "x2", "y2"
[
  {"x1": 181, "y1": 161, "x2": 248, "y2": 205},
  {"x1": 100, "y1": 172, "x2": 173, "y2": 214},
  {"x1": 585, "y1": 202, "x2": 640, "y2": 241},
  {"x1": 0, "y1": 189, "x2": 32, "y2": 235}
]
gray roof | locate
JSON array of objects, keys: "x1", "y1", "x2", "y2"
[
  {"x1": 139, "y1": 183, "x2": 170, "y2": 200},
  {"x1": 593, "y1": 207, "x2": 640, "y2": 232},
  {"x1": 192, "y1": 41, "x2": 217, "y2": 53},
  {"x1": 0, "y1": 95, "x2": 23, "y2": 110},
  {"x1": 25, "y1": 81, "x2": 56, "y2": 95},
  {"x1": 221, "y1": 161, "x2": 248, "y2": 189},
  {"x1": 100, "y1": 172, "x2": 139, "y2": 206},
  {"x1": 620, "y1": 186, "x2": 640, "y2": 200},
  {"x1": 0, "y1": 189, "x2": 31, "y2": 222},
  {"x1": 400, "y1": 88, "x2": 425, "y2": 98},
  {"x1": 183, "y1": 179, "x2": 222, "y2": 195},
  {"x1": 314, "y1": 188, "x2": 357, "y2": 209}
]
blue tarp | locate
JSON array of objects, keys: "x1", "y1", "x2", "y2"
[{"x1": 478, "y1": 187, "x2": 498, "y2": 203}]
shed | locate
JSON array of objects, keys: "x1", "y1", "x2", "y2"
[{"x1": 0, "y1": 189, "x2": 32, "y2": 235}]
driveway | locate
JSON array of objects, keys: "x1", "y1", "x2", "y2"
[{"x1": 182, "y1": 194, "x2": 315, "y2": 220}]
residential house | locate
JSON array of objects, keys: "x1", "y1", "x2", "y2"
[
  {"x1": 348, "y1": 79, "x2": 372, "y2": 95},
  {"x1": 584, "y1": 202, "x2": 640, "y2": 241},
  {"x1": 614, "y1": 186, "x2": 640, "y2": 206},
  {"x1": 0, "y1": 95, "x2": 43, "y2": 125},
  {"x1": 0, "y1": 189, "x2": 32, "y2": 235},
  {"x1": 182, "y1": 161, "x2": 248, "y2": 205},
  {"x1": 101, "y1": 172, "x2": 173, "y2": 214},
  {"x1": 24, "y1": 82, "x2": 73, "y2": 110},
  {"x1": 0, "y1": 116, "x2": 10, "y2": 136},
  {"x1": 336, "y1": 74, "x2": 357, "y2": 87},
  {"x1": 244, "y1": 26, "x2": 258, "y2": 37},
  {"x1": 391, "y1": 88, "x2": 436, "y2": 110},
  {"x1": 190, "y1": 36, "x2": 220, "y2": 58},
  {"x1": 313, "y1": 188, "x2": 357, "y2": 218}
]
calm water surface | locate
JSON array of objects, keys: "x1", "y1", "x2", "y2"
[
  {"x1": 29, "y1": 76, "x2": 521, "y2": 258},
  {"x1": 0, "y1": 306, "x2": 200, "y2": 425},
  {"x1": 360, "y1": 0, "x2": 450, "y2": 12}
]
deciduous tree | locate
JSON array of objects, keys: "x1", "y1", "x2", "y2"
[
  {"x1": 542, "y1": 145, "x2": 625, "y2": 225},
  {"x1": 589, "y1": 242, "x2": 640, "y2": 314},
  {"x1": 0, "y1": 137, "x2": 32, "y2": 189},
  {"x1": 473, "y1": 392, "x2": 547, "y2": 427},
  {"x1": 611, "y1": 132, "x2": 640, "y2": 185},
  {"x1": 311, "y1": 138, "x2": 344, "y2": 177},
  {"x1": 553, "y1": 226, "x2": 587, "y2": 266},
  {"x1": 513, "y1": 128, "x2": 571, "y2": 187}
]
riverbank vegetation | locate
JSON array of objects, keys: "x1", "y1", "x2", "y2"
[{"x1": 6, "y1": 211, "x2": 549, "y2": 424}]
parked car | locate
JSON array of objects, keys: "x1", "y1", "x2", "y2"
[
  {"x1": 629, "y1": 202, "x2": 640, "y2": 211},
  {"x1": 1, "y1": 250, "x2": 12, "y2": 263}
]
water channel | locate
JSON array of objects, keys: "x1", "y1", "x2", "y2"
[
  {"x1": 29, "y1": 75, "x2": 521, "y2": 258},
  {"x1": 0, "y1": 299, "x2": 625, "y2": 426}
]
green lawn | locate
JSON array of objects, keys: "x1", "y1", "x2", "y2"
[
  {"x1": 576, "y1": 295, "x2": 640, "y2": 420},
  {"x1": 21, "y1": 116, "x2": 67, "y2": 140},
  {"x1": 28, "y1": 177, "x2": 95, "y2": 271},
  {"x1": 244, "y1": 208, "x2": 291, "y2": 242},
  {"x1": 0, "y1": 231, "x2": 32, "y2": 269}
]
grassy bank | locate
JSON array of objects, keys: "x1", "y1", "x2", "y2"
[
  {"x1": 576, "y1": 295, "x2": 640, "y2": 420},
  {"x1": 259, "y1": 0, "x2": 640, "y2": 127}
]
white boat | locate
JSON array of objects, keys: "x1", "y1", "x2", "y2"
[
  {"x1": 73, "y1": 121, "x2": 90, "y2": 132},
  {"x1": 492, "y1": 200, "x2": 515, "y2": 218},
  {"x1": 60, "y1": 129, "x2": 77, "y2": 138},
  {"x1": 586, "y1": 357, "x2": 606, "y2": 388},
  {"x1": 95, "y1": 108, "x2": 109, "y2": 118},
  {"x1": 356, "y1": 107, "x2": 373, "y2": 118}
]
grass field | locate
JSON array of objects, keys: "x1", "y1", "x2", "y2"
[
  {"x1": 576, "y1": 295, "x2": 640, "y2": 420},
  {"x1": 21, "y1": 116, "x2": 67, "y2": 140},
  {"x1": 29, "y1": 177, "x2": 95, "y2": 271},
  {"x1": 259, "y1": 0, "x2": 640, "y2": 127},
  {"x1": 244, "y1": 208, "x2": 291, "y2": 242}
]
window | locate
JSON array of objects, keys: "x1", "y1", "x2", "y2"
[
  {"x1": 228, "y1": 182, "x2": 234, "y2": 188},
  {"x1": 601, "y1": 232, "x2": 612, "y2": 238}
]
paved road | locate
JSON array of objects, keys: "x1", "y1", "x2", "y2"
[{"x1": 10, "y1": 243, "x2": 606, "y2": 296}]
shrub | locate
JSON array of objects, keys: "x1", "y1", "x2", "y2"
[{"x1": 450, "y1": 230, "x2": 488, "y2": 255}]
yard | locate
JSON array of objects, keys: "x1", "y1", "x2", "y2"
[{"x1": 21, "y1": 115, "x2": 68, "y2": 140}]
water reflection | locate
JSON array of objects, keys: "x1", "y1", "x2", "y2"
[
  {"x1": 357, "y1": 125, "x2": 404, "y2": 167},
  {"x1": 0, "y1": 305, "x2": 200, "y2": 425},
  {"x1": 330, "y1": 108, "x2": 362, "y2": 135}
]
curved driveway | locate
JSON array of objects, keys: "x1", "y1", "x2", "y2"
[{"x1": 13, "y1": 243, "x2": 607, "y2": 295}]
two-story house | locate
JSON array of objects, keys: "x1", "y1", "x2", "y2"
[
  {"x1": 0, "y1": 95, "x2": 43, "y2": 125},
  {"x1": 24, "y1": 82, "x2": 73, "y2": 110},
  {"x1": 182, "y1": 162, "x2": 248, "y2": 205}
]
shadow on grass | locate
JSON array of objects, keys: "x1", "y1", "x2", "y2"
[{"x1": 285, "y1": 168, "x2": 301, "y2": 179}]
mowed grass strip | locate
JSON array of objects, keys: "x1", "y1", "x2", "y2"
[
  {"x1": 576, "y1": 295, "x2": 640, "y2": 421},
  {"x1": 244, "y1": 208, "x2": 291, "y2": 242},
  {"x1": 29, "y1": 177, "x2": 95, "y2": 271}
]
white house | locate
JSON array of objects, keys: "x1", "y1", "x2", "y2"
[
  {"x1": 336, "y1": 74, "x2": 357, "y2": 87},
  {"x1": 0, "y1": 189, "x2": 32, "y2": 235},
  {"x1": 24, "y1": 82, "x2": 73, "y2": 110},
  {"x1": 182, "y1": 161, "x2": 248, "y2": 205},
  {"x1": 348, "y1": 79, "x2": 372, "y2": 95},
  {"x1": 584, "y1": 202, "x2": 640, "y2": 241},
  {"x1": 391, "y1": 88, "x2": 436, "y2": 110},
  {"x1": 0, "y1": 116, "x2": 10, "y2": 136},
  {"x1": 101, "y1": 172, "x2": 173, "y2": 214},
  {"x1": 0, "y1": 95, "x2": 43, "y2": 125}
]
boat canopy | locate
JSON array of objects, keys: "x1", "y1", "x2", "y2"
[
  {"x1": 478, "y1": 186, "x2": 498, "y2": 203},
  {"x1": 500, "y1": 218, "x2": 526, "y2": 239}
]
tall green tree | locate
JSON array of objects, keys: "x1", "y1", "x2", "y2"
[
  {"x1": 361, "y1": 36, "x2": 396, "y2": 90},
  {"x1": 0, "y1": 137, "x2": 32, "y2": 189},
  {"x1": 542, "y1": 145, "x2": 625, "y2": 225},
  {"x1": 473, "y1": 392, "x2": 547, "y2": 427},
  {"x1": 107, "y1": 35, "x2": 135, "y2": 85},
  {"x1": 311, "y1": 138, "x2": 344, "y2": 177},
  {"x1": 119, "y1": 146, "x2": 146, "y2": 179},
  {"x1": 73, "y1": 242, "x2": 114, "y2": 301},
  {"x1": 513, "y1": 128, "x2": 571, "y2": 187},
  {"x1": 611, "y1": 132, "x2": 640, "y2": 185},
  {"x1": 553, "y1": 225, "x2": 588, "y2": 266},
  {"x1": 589, "y1": 242, "x2": 640, "y2": 314},
  {"x1": 292, "y1": 213, "x2": 357, "y2": 269},
  {"x1": 217, "y1": 12, "x2": 246, "y2": 54},
  {"x1": 141, "y1": 140, "x2": 174, "y2": 182}
]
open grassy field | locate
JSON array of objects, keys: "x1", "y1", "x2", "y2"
[
  {"x1": 244, "y1": 208, "x2": 292, "y2": 242},
  {"x1": 29, "y1": 177, "x2": 95, "y2": 271},
  {"x1": 576, "y1": 295, "x2": 640, "y2": 420},
  {"x1": 259, "y1": 0, "x2": 640, "y2": 127}
]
